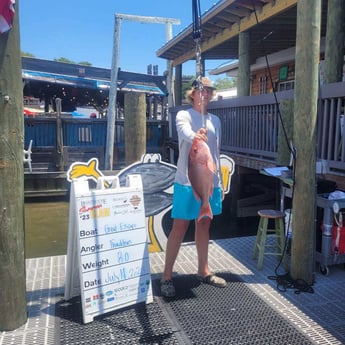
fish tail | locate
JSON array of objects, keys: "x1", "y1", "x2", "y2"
[{"x1": 197, "y1": 203, "x2": 213, "y2": 222}]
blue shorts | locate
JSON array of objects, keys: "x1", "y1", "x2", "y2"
[{"x1": 171, "y1": 183, "x2": 222, "y2": 220}]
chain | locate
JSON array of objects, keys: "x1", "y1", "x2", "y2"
[{"x1": 192, "y1": 0, "x2": 205, "y2": 120}]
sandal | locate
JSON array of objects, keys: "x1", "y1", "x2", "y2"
[
  {"x1": 160, "y1": 279, "x2": 176, "y2": 297},
  {"x1": 196, "y1": 273, "x2": 227, "y2": 288}
]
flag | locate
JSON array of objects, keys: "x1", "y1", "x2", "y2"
[{"x1": 0, "y1": 0, "x2": 15, "y2": 34}]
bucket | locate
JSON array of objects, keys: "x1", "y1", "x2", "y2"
[{"x1": 285, "y1": 209, "x2": 293, "y2": 238}]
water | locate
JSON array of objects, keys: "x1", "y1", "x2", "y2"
[
  {"x1": 24, "y1": 194, "x2": 258, "y2": 259},
  {"x1": 25, "y1": 198, "x2": 69, "y2": 258}
]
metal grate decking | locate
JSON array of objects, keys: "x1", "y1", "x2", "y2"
[
  {"x1": 56, "y1": 273, "x2": 316, "y2": 345},
  {"x1": 154, "y1": 274, "x2": 316, "y2": 345},
  {"x1": 56, "y1": 296, "x2": 180, "y2": 345},
  {"x1": 1, "y1": 237, "x2": 344, "y2": 345}
]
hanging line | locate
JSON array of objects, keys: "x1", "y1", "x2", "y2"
[
  {"x1": 250, "y1": 0, "x2": 295, "y2": 280},
  {"x1": 250, "y1": 0, "x2": 295, "y2": 164}
]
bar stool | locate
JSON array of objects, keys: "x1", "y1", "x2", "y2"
[{"x1": 253, "y1": 209, "x2": 286, "y2": 270}]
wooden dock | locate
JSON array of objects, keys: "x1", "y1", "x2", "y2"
[
  {"x1": 24, "y1": 171, "x2": 69, "y2": 198},
  {"x1": 24, "y1": 167, "x2": 126, "y2": 198}
]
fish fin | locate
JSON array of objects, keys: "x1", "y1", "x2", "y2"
[
  {"x1": 207, "y1": 161, "x2": 217, "y2": 173},
  {"x1": 209, "y1": 185, "x2": 214, "y2": 198},
  {"x1": 197, "y1": 203, "x2": 213, "y2": 222}
]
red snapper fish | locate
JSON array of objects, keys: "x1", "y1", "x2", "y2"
[{"x1": 188, "y1": 137, "x2": 217, "y2": 222}]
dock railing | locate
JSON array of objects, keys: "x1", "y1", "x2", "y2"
[
  {"x1": 24, "y1": 117, "x2": 169, "y2": 171},
  {"x1": 24, "y1": 81, "x2": 345, "y2": 176},
  {"x1": 169, "y1": 81, "x2": 345, "y2": 176}
]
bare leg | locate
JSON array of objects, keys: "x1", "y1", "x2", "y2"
[
  {"x1": 162, "y1": 218, "x2": 190, "y2": 281},
  {"x1": 195, "y1": 217, "x2": 212, "y2": 277}
]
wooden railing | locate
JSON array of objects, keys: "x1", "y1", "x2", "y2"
[
  {"x1": 24, "y1": 81, "x2": 345, "y2": 175},
  {"x1": 169, "y1": 81, "x2": 345, "y2": 176},
  {"x1": 24, "y1": 117, "x2": 169, "y2": 170},
  {"x1": 317, "y1": 83, "x2": 345, "y2": 175}
]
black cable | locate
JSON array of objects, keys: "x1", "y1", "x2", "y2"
[
  {"x1": 192, "y1": 0, "x2": 203, "y2": 81},
  {"x1": 192, "y1": 0, "x2": 202, "y2": 41},
  {"x1": 250, "y1": 1, "x2": 314, "y2": 294},
  {"x1": 250, "y1": 4, "x2": 293, "y2": 153},
  {"x1": 268, "y1": 272, "x2": 314, "y2": 294}
]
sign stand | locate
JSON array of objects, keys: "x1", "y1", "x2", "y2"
[{"x1": 64, "y1": 174, "x2": 153, "y2": 324}]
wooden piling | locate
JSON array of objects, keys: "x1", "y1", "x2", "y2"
[
  {"x1": 237, "y1": 32, "x2": 250, "y2": 97},
  {"x1": 324, "y1": 0, "x2": 345, "y2": 84},
  {"x1": 290, "y1": 0, "x2": 321, "y2": 285},
  {"x1": 0, "y1": 1, "x2": 28, "y2": 330},
  {"x1": 124, "y1": 93, "x2": 146, "y2": 165},
  {"x1": 277, "y1": 99, "x2": 294, "y2": 166}
]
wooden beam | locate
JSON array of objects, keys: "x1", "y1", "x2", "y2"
[{"x1": 116, "y1": 13, "x2": 180, "y2": 25}]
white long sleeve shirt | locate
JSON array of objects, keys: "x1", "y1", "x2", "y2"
[{"x1": 174, "y1": 108, "x2": 222, "y2": 188}]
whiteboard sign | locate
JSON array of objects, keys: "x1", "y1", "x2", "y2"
[{"x1": 65, "y1": 175, "x2": 153, "y2": 323}]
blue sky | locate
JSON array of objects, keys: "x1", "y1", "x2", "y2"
[{"x1": 19, "y1": 0, "x2": 228, "y2": 79}]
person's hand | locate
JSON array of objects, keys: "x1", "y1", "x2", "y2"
[{"x1": 194, "y1": 128, "x2": 208, "y2": 142}]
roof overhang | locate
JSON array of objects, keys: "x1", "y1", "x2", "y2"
[
  {"x1": 157, "y1": 0, "x2": 328, "y2": 67},
  {"x1": 22, "y1": 70, "x2": 165, "y2": 95},
  {"x1": 22, "y1": 57, "x2": 168, "y2": 96},
  {"x1": 22, "y1": 70, "x2": 106, "y2": 89}
]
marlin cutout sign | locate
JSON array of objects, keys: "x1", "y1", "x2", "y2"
[{"x1": 67, "y1": 153, "x2": 235, "y2": 252}]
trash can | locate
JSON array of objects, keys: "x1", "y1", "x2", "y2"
[{"x1": 285, "y1": 209, "x2": 293, "y2": 239}]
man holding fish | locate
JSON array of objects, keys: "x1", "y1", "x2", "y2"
[{"x1": 161, "y1": 77, "x2": 226, "y2": 298}]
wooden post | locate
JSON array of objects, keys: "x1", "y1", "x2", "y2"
[
  {"x1": 237, "y1": 32, "x2": 250, "y2": 97},
  {"x1": 277, "y1": 99, "x2": 294, "y2": 166},
  {"x1": 105, "y1": 14, "x2": 180, "y2": 170},
  {"x1": 290, "y1": 0, "x2": 321, "y2": 285},
  {"x1": 165, "y1": 22, "x2": 174, "y2": 108},
  {"x1": 55, "y1": 98, "x2": 64, "y2": 171},
  {"x1": 174, "y1": 64, "x2": 182, "y2": 106},
  {"x1": 0, "y1": 1, "x2": 28, "y2": 330},
  {"x1": 124, "y1": 93, "x2": 146, "y2": 165},
  {"x1": 105, "y1": 15, "x2": 121, "y2": 170},
  {"x1": 324, "y1": 0, "x2": 345, "y2": 84}
]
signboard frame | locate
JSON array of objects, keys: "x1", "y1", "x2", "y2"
[{"x1": 64, "y1": 174, "x2": 153, "y2": 324}]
